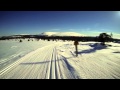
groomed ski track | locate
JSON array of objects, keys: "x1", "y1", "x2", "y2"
[{"x1": 0, "y1": 41, "x2": 120, "y2": 79}]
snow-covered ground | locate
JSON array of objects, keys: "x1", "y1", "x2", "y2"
[
  {"x1": 0, "y1": 39, "x2": 57, "y2": 71},
  {"x1": 0, "y1": 39, "x2": 120, "y2": 79}
]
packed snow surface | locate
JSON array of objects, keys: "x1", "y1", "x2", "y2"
[{"x1": 0, "y1": 39, "x2": 120, "y2": 79}]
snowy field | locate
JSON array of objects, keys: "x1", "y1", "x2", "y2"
[
  {"x1": 0, "y1": 39, "x2": 120, "y2": 79},
  {"x1": 0, "y1": 39, "x2": 56, "y2": 70}
]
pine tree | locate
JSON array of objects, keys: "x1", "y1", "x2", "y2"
[{"x1": 98, "y1": 33, "x2": 111, "y2": 45}]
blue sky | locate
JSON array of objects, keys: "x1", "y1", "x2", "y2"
[{"x1": 0, "y1": 11, "x2": 120, "y2": 38}]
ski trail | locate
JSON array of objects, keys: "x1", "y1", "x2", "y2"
[
  {"x1": 48, "y1": 47, "x2": 55, "y2": 79},
  {"x1": 0, "y1": 43, "x2": 57, "y2": 79},
  {"x1": 49, "y1": 47, "x2": 57, "y2": 79},
  {"x1": 1, "y1": 41, "x2": 120, "y2": 79},
  {"x1": 0, "y1": 41, "x2": 80, "y2": 79},
  {"x1": 0, "y1": 42, "x2": 74, "y2": 79}
]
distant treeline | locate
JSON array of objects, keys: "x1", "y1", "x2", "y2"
[{"x1": 0, "y1": 35, "x2": 120, "y2": 42}]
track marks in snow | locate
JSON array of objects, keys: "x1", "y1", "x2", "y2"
[
  {"x1": 1, "y1": 41, "x2": 120, "y2": 79},
  {"x1": 0, "y1": 42, "x2": 79, "y2": 79}
]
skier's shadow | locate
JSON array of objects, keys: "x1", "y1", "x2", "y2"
[{"x1": 77, "y1": 43, "x2": 107, "y2": 54}]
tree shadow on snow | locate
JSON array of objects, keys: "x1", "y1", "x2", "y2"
[
  {"x1": 20, "y1": 61, "x2": 51, "y2": 65},
  {"x1": 20, "y1": 56, "x2": 74, "y2": 65},
  {"x1": 80, "y1": 43, "x2": 94, "y2": 46},
  {"x1": 20, "y1": 59, "x2": 67, "y2": 65},
  {"x1": 77, "y1": 43, "x2": 107, "y2": 54},
  {"x1": 20, "y1": 55, "x2": 80, "y2": 79},
  {"x1": 113, "y1": 46, "x2": 120, "y2": 47},
  {"x1": 112, "y1": 51, "x2": 120, "y2": 53}
]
